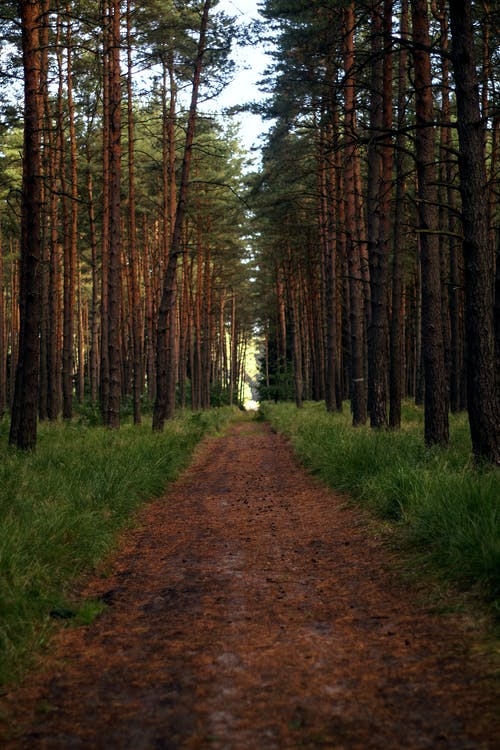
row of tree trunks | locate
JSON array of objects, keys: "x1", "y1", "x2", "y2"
[
  {"x1": 153, "y1": 0, "x2": 212, "y2": 431},
  {"x1": 257, "y1": 0, "x2": 499, "y2": 463}
]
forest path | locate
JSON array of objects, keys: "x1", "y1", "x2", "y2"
[{"x1": 2, "y1": 418, "x2": 499, "y2": 749}]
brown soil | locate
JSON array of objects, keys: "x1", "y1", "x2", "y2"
[{"x1": 1, "y1": 419, "x2": 499, "y2": 749}]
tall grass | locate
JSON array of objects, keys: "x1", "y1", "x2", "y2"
[
  {"x1": 260, "y1": 401, "x2": 500, "y2": 613},
  {"x1": 0, "y1": 407, "x2": 237, "y2": 684}
]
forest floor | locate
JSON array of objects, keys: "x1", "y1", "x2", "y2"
[{"x1": 1, "y1": 418, "x2": 499, "y2": 749}]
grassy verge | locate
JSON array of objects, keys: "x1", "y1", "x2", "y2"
[
  {"x1": 260, "y1": 401, "x2": 500, "y2": 616},
  {"x1": 0, "y1": 407, "x2": 238, "y2": 685}
]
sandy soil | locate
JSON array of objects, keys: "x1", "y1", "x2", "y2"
[{"x1": 1, "y1": 419, "x2": 499, "y2": 749}]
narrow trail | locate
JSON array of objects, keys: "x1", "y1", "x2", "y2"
[{"x1": 2, "y1": 420, "x2": 499, "y2": 749}]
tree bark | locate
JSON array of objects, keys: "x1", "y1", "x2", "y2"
[
  {"x1": 105, "y1": 0, "x2": 122, "y2": 428},
  {"x1": 126, "y1": 0, "x2": 143, "y2": 423},
  {"x1": 100, "y1": 0, "x2": 111, "y2": 420},
  {"x1": 449, "y1": 0, "x2": 500, "y2": 463},
  {"x1": 411, "y1": 0, "x2": 449, "y2": 446},
  {"x1": 153, "y1": 0, "x2": 212, "y2": 430},
  {"x1": 62, "y1": 4, "x2": 78, "y2": 419},
  {"x1": 10, "y1": 0, "x2": 44, "y2": 449},
  {"x1": 343, "y1": 3, "x2": 367, "y2": 426},
  {"x1": 0, "y1": 212, "x2": 6, "y2": 417},
  {"x1": 389, "y1": 0, "x2": 408, "y2": 429},
  {"x1": 366, "y1": 1, "x2": 384, "y2": 424},
  {"x1": 86, "y1": 144, "x2": 100, "y2": 407}
]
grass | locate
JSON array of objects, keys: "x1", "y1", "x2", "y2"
[
  {"x1": 260, "y1": 400, "x2": 500, "y2": 616},
  {"x1": 0, "y1": 406, "x2": 238, "y2": 685}
]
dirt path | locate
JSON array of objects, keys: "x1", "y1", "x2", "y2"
[{"x1": 2, "y1": 419, "x2": 499, "y2": 749}]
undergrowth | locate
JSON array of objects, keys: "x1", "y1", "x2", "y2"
[
  {"x1": 260, "y1": 401, "x2": 500, "y2": 616},
  {"x1": 0, "y1": 407, "x2": 237, "y2": 685}
]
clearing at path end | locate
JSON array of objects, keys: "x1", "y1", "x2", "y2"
[{"x1": 2, "y1": 420, "x2": 499, "y2": 749}]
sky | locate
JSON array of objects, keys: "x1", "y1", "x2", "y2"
[{"x1": 210, "y1": 0, "x2": 271, "y2": 161}]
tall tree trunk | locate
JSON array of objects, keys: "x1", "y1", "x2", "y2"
[
  {"x1": 229, "y1": 293, "x2": 237, "y2": 406},
  {"x1": 62, "y1": 4, "x2": 78, "y2": 419},
  {"x1": 321, "y1": 113, "x2": 340, "y2": 412},
  {"x1": 10, "y1": 0, "x2": 44, "y2": 449},
  {"x1": 76, "y1": 268, "x2": 85, "y2": 402},
  {"x1": 153, "y1": 0, "x2": 212, "y2": 431},
  {"x1": 488, "y1": 117, "x2": 499, "y2": 388},
  {"x1": 55, "y1": 6, "x2": 72, "y2": 420},
  {"x1": 433, "y1": 0, "x2": 454, "y2": 415},
  {"x1": 143, "y1": 220, "x2": 156, "y2": 402},
  {"x1": 9, "y1": 252, "x2": 20, "y2": 409},
  {"x1": 86, "y1": 145, "x2": 100, "y2": 406},
  {"x1": 0, "y1": 212, "x2": 6, "y2": 417},
  {"x1": 159, "y1": 55, "x2": 178, "y2": 418},
  {"x1": 343, "y1": 3, "x2": 367, "y2": 426},
  {"x1": 201, "y1": 236, "x2": 212, "y2": 409},
  {"x1": 37, "y1": 0, "x2": 49, "y2": 421},
  {"x1": 100, "y1": 1, "x2": 111, "y2": 420},
  {"x1": 431, "y1": 0, "x2": 464, "y2": 415},
  {"x1": 389, "y1": 0, "x2": 408, "y2": 429},
  {"x1": 178, "y1": 247, "x2": 190, "y2": 409},
  {"x1": 126, "y1": 0, "x2": 142, "y2": 424},
  {"x1": 288, "y1": 260, "x2": 303, "y2": 409},
  {"x1": 411, "y1": 0, "x2": 449, "y2": 446},
  {"x1": 45, "y1": 21, "x2": 62, "y2": 421},
  {"x1": 366, "y1": 0, "x2": 384, "y2": 423},
  {"x1": 276, "y1": 264, "x2": 287, "y2": 400},
  {"x1": 449, "y1": 0, "x2": 500, "y2": 463},
  {"x1": 105, "y1": 0, "x2": 122, "y2": 428}
]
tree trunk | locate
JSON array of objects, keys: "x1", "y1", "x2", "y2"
[
  {"x1": 229, "y1": 293, "x2": 237, "y2": 406},
  {"x1": 126, "y1": 0, "x2": 142, "y2": 424},
  {"x1": 100, "y1": 1, "x2": 111, "y2": 420},
  {"x1": 10, "y1": 0, "x2": 44, "y2": 450},
  {"x1": 201, "y1": 236, "x2": 212, "y2": 409},
  {"x1": 343, "y1": 3, "x2": 367, "y2": 426},
  {"x1": 321, "y1": 113, "x2": 339, "y2": 412},
  {"x1": 389, "y1": 0, "x2": 408, "y2": 429},
  {"x1": 38, "y1": 0, "x2": 49, "y2": 421},
  {"x1": 449, "y1": 0, "x2": 500, "y2": 463},
  {"x1": 9, "y1": 253, "x2": 20, "y2": 409},
  {"x1": 276, "y1": 264, "x2": 287, "y2": 400},
  {"x1": 411, "y1": 0, "x2": 449, "y2": 446},
  {"x1": 105, "y1": 0, "x2": 122, "y2": 428},
  {"x1": 76, "y1": 269, "x2": 85, "y2": 402},
  {"x1": 62, "y1": 4, "x2": 78, "y2": 419},
  {"x1": 366, "y1": 1, "x2": 384, "y2": 424},
  {"x1": 143, "y1": 220, "x2": 156, "y2": 402},
  {"x1": 45, "y1": 16, "x2": 62, "y2": 420},
  {"x1": 291, "y1": 290, "x2": 303, "y2": 409},
  {"x1": 0, "y1": 212, "x2": 6, "y2": 417},
  {"x1": 86, "y1": 145, "x2": 100, "y2": 407}
]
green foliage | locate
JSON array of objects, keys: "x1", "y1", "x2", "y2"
[
  {"x1": 0, "y1": 408, "x2": 236, "y2": 685},
  {"x1": 260, "y1": 401, "x2": 500, "y2": 612}
]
